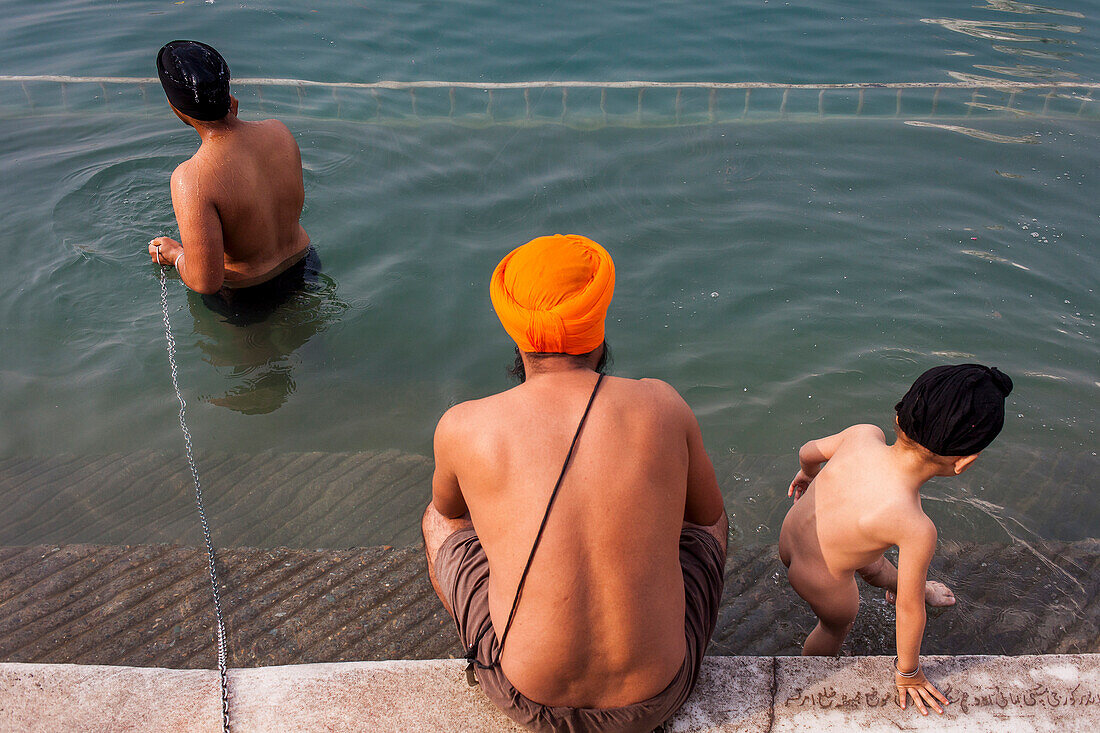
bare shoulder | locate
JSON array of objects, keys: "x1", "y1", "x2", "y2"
[
  {"x1": 170, "y1": 157, "x2": 197, "y2": 186},
  {"x1": 635, "y1": 376, "x2": 691, "y2": 409},
  {"x1": 434, "y1": 392, "x2": 506, "y2": 442},
  {"x1": 169, "y1": 158, "x2": 208, "y2": 200},
  {"x1": 869, "y1": 499, "x2": 937, "y2": 549},
  {"x1": 844, "y1": 423, "x2": 886, "y2": 442},
  {"x1": 634, "y1": 377, "x2": 703, "y2": 430},
  {"x1": 902, "y1": 510, "x2": 937, "y2": 542},
  {"x1": 826, "y1": 423, "x2": 886, "y2": 454},
  {"x1": 258, "y1": 118, "x2": 292, "y2": 133},
  {"x1": 434, "y1": 399, "x2": 475, "y2": 439},
  {"x1": 255, "y1": 118, "x2": 298, "y2": 145},
  {"x1": 897, "y1": 510, "x2": 938, "y2": 560}
]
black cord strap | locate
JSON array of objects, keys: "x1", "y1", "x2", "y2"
[{"x1": 465, "y1": 372, "x2": 605, "y2": 672}]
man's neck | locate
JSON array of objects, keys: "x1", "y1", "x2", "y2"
[
  {"x1": 193, "y1": 115, "x2": 240, "y2": 143},
  {"x1": 519, "y1": 349, "x2": 603, "y2": 380},
  {"x1": 522, "y1": 360, "x2": 597, "y2": 380}
]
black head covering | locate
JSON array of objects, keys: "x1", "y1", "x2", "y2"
[
  {"x1": 895, "y1": 364, "x2": 1013, "y2": 456},
  {"x1": 156, "y1": 40, "x2": 231, "y2": 121}
]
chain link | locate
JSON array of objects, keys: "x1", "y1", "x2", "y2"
[{"x1": 160, "y1": 267, "x2": 231, "y2": 733}]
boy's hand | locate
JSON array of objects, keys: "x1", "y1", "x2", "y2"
[
  {"x1": 788, "y1": 470, "x2": 813, "y2": 501},
  {"x1": 149, "y1": 237, "x2": 182, "y2": 267},
  {"x1": 895, "y1": 666, "x2": 948, "y2": 715}
]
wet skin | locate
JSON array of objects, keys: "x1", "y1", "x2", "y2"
[{"x1": 149, "y1": 96, "x2": 310, "y2": 293}]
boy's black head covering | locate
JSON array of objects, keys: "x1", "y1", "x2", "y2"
[
  {"x1": 156, "y1": 40, "x2": 231, "y2": 121},
  {"x1": 895, "y1": 364, "x2": 1013, "y2": 456}
]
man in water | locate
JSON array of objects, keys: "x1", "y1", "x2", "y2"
[
  {"x1": 422, "y1": 234, "x2": 728, "y2": 732},
  {"x1": 147, "y1": 40, "x2": 311, "y2": 298}
]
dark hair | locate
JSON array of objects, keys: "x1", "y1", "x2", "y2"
[
  {"x1": 156, "y1": 40, "x2": 231, "y2": 121},
  {"x1": 509, "y1": 342, "x2": 612, "y2": 383}
]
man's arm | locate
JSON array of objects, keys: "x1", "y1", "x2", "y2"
[
  {"x1": 148, "y1": 165, "x2": 225, "y2": 294},
  {"x1": 662, "y1": 384, "x2": 727, "y2": 552},
  {"x1": 894, "y1": 517, "x2": 949, "y2": 715},
  {"x1": 423, "y1": 407, "x2": 474, "y2": 617},
  {"x1": 788, "y1": 424, "x2": 884, "y2": 500},
  {"x1": 431, "y1": 407, "x2": 469, "y2": 519}
]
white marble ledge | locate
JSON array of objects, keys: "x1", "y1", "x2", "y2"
[{"x1": 2, "y1": 655, "x2": 1098, "y2": 733}]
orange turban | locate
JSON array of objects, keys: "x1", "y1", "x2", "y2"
[{"x1": 490, "y1": 234, "x2": 615, "y2": 355}]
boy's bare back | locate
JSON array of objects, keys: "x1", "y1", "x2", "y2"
[
  {"x1": 780, "y1": 424, "x2": 935, "y2": 580},
  {"x1": 173, "y1": 117, "x2": 309, "y2": 286}
]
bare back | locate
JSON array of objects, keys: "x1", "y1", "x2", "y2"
[
  {"x1": 432, "y1": 370, "x2": 723, "y2": 708},
  {"x1": 173, "y1": 118, "x2": 309, "y2": 288},
  {"x1": 780, "y1": 426, "x2": 934, "y2": 579}
]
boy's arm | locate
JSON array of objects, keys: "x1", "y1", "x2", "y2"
[
  {"x1": 788, "y1": 424, "x2": 883, "y2": 499},
  {"x1": 894, "y1": 517, "x2": 949, "y2": 715},
  {"x1": 148, "y1": 165, "x2": 225, "y2": 294}
]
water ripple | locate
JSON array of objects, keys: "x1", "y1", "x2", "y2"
[
  {"x1": 904, "y1": 120, "x2": 1040, "y2": 144},
  {"x1": 53, "y1": 153, "x2": 178, "y2": 264},
  {"x1": 975, "y1": 1, "x2": 1085, "y2": 19},
  {"x1": 921, "y1": 18, "x2": 1082, "y2": 43}
]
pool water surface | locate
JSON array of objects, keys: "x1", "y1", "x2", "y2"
[{"x1": 0, "y1": 0, "x2": 1096, "y2": 656}]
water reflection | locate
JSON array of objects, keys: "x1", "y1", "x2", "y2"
[
  {"x1": 924, "y1": 4, "x2": 1082, "y2": 109},
  {"x1": 963, "y1": 100, "x2": 1035, "y2": 116},
  {"x1": 922, "y1": 0, "x2": 1084, "y2": 77},
  {"x1": 959, "y1": 249, "x2": 1032, "y2": 270},
  {"x1": 975, "y1": 0, "x2": 1084, "y2": 19},
  {"x1": 991, "y1": 44, "x2": 1077, "y2": 60},
  {"x1": 973, "y1": 63, "x2": 1080, "y2": 79},
  {"x1": 186, "y1": 250, "x2": 347, "y2": 414},
  {"x1": 921, "y1": 18, "x2": 1082, "y2": 43},
  {"x1": 903, "y1": 120, "x2": 1039, "y2": 144}
]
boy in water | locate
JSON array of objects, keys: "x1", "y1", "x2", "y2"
[
  {"x1": 147, "y1": 41, "x2": 311, "y2": 298},
  {"x1": 779, "y1": 364, "x2": 1013, "y2": 715}
]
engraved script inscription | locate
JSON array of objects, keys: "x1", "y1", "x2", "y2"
[{"x1": 782, "y1": 681, "x2": 1100, "y2": 715}]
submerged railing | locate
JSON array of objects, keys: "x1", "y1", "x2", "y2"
[{"x1": 1, "y1": 75, "x2": 1097, "y2": 125}]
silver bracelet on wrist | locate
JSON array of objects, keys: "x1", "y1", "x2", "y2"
[{"x1": 893, "y1": 656, "x2": 920, "y2": 678}]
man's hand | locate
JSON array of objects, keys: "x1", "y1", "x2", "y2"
[
  {"x1": 149, "y1": 237, "x2": 183, "y2": 267},
  {"x1": 895, "y1": 665, "x2": 948, "y2": 715},
  {"x1": 788, "y1": 470, "x2": 813, "y2": 501}
]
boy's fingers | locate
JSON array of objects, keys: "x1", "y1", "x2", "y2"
[
  {"x1": 920, "y1": 687, "x2": 944, "y2": 714},
  {"x1": 930, "y1": 685, "x2": 949, "y2": 705}
]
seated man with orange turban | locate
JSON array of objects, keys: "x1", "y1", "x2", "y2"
[{"x1": 422, "y1": 234, "x2": 728, "y2": 732}]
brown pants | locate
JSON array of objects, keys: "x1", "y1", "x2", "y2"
[{"x1": 435, "y1": 527, "x2": 725, "y2": 733}]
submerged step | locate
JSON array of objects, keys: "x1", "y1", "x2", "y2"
[
  {"x1": 1, "y1": 541, "x2": 1098, "y2": 671},
  {"x1": 0, "y1": 450, "x2": 435, "y2": 548},
  {"x1": 5, "y1": 449, "x2": 1095, "y2": 551}
]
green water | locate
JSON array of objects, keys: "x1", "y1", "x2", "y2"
[{"x1": 0, "y1": 1, "x2": 1096, "y2": 551}]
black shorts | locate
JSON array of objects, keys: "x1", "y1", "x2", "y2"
[{"x1": 201, "y1": 247, "x2": 320, "y2": 326}]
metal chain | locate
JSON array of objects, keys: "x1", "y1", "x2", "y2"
[{"x1": 159, "y1": 266, "x2": 232, "y2": 733}]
